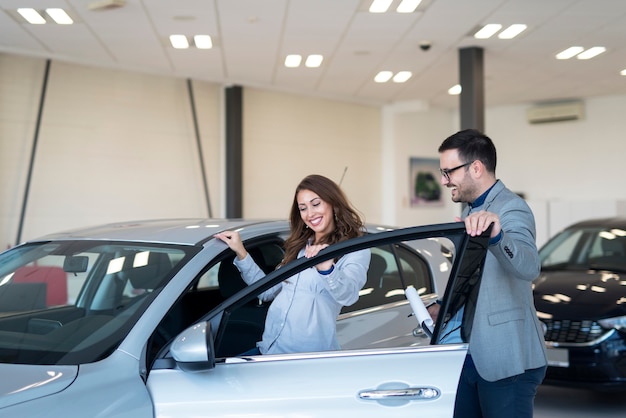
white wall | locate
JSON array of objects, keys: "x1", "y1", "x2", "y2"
[
  {"x1": 381, "y1": 101, "x2": 460, "y2": 228},
  {"x1": 2, "y1": 52, "x2": 626, "y2": 250},
  {"x1": 1, "y1": 54, "x2": 222, "y2": 246},
  {"x1": 242, "y1": 89, "x2": 382, "y2": 224}
]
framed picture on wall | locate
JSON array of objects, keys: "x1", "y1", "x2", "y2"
[{"x1": 410, "y1": 157, "x2": 443, "y2": 207}]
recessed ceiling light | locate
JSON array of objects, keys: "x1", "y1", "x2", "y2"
[
  {"x1": 169, "y1": 35, "x2": 189, "y2": 49},
  {"x1": 576, "y1": 46, "x2": 606, "y2": 60},
  {"x1": 448, "y1": 84, "x2": 462, "y2": 95},
  {"x1": 374, "y1": 71, "x2": 393, "y2": 83},
  {"x1": 556, "y1": 46, "x2": 584, "y2": 60},
  {"x1": 46, "y1": 8, "x2": 73, "y2": 24},
  {"x1": 285, "y1": 54, "x2": 302, "y2": 68},
  {"x1": 498, "y1": 24, "x2": 526, "y2": 39},
  {"x1": 621, "y1": 69, "x2": 626, "y2": 76},
  {"x1": 305, "y1": 55, "x2": 323, "y2": 68},
  {"x1": 474, "y1": 24, "x2": 502, "y2": 39},
  {"x1": 17, "y1": 8, "x2": 46, "y2": 24},
  {"x1": 396, "y1": 0, "x2": 422, "y2": 13},
  {"x1": 369, "y1": 0, "x2": 393, "y2": 13},
  {"x1": 193, "y1": 35, "x2": 212, "y2": 49},
  {"x1": 392, "y1": 71, "x2": 412, "y2": 83}
]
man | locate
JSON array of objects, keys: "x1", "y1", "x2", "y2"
[{"x1": 434, "y1": 129, "x2": 547, "y2": 418}]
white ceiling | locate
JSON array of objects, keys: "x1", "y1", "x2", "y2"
[{"x1": 1, "y1": 0, "x2": 625, "y2": 109}]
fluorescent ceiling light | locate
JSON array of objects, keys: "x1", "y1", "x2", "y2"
[
  {"x1": 369, "y1": 0, "x2": 393, "y2": 13},
  {"x1": 392, "y1": 71, "x2": 412, "y2": 83},
  {"x1": 556, "y1": 46, "x2": 584, "y2": 59},
  {"x1": 448, "y1": 84, "x2": 462, "y2": 95},
  {"x1": 305, "y1": 55, "x2": 323, "y2": 68},
  {"x1": 576, "y1": 46, "x2": 606, "y2": 60},
  {"x1": 17, "y1": 8, "x2": 46, "y2": 24},
  {"x1": 396, "y1": 0, "x2": 422, "y2": 13},
  {"x1": 285, "y1": 54, "x2": 302, "y2": 68},
  {"x1": 193, "y1": 35, "x2": 212, "y2": 49},
  {"x1": 498, "y1": 24, "x2": 526, "y2": 39},
  {"x1": 46, "y1": 8, "x2": 73, "y2": 24},
  {"x1": 169, "y1": 35, "x2": 189, "y2": 49},
  {"x1": 374, "y1": 71, "x2": 393, "y2": 83},
  {"x1": 474, "y1": 24, "x2": 502, "y2": 39}
]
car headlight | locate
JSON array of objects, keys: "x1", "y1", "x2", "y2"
[{"x1": 598, "y1": 316, "x2": 626, "y2": 330}]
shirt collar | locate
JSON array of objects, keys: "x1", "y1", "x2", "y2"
[{"x1": 469, "y1": 180, "x2": 499, "y2": 208}]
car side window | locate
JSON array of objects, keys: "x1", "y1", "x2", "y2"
[{"x1": 341, "y1": 243, "x2": 434, "y2": 314}]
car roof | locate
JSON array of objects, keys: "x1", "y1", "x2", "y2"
[
  {"x1": 568, "y1": 217, "x2": 626, "y2": 229},
  {"x1": 25, "y1": 218, "x2": 399, "y2": 247},
  {"x1": 28, "y1": 219, "x2": 290, "y2": 246}
]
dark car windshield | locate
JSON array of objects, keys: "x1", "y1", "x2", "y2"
[
  {"x1": 540, "y1": 225, "x2": 626, "y2": 272},
  {"x1": 0, "y1": 241, "x2": 196, "y2": 365}
]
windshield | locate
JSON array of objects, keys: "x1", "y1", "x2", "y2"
[
  {"x1": 0, "y1": 240, "x2": 195, "y2": 365},
  {"x1": 540, "y1": 225, "x2": 626, "y2": 272}
]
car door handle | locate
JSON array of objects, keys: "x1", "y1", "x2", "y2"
[{"x1": 358, "y1": 387, "x2": 440, "y2": 401}]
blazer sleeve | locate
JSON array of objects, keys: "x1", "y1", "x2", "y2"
[{"x1": 489, "y1": 198, "x2": 541, "y2": 282}]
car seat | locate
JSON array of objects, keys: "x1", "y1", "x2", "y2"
[{"x1": 216, "y1": 251, "x2": 269, "y2": 357}]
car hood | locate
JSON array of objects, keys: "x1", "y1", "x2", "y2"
[
  {"x1": 534, "y1": 269, "x2": 626, "y2": 320},
  {"x1": 0, "y1": 364, "x2": 77, "y2": 409}
]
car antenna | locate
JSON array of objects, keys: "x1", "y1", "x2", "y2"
[{"x1": 339, "y1": 166, "x2": 348, "y2": 186}]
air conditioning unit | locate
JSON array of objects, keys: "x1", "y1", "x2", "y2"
[{"x1": 526, "y1": 101, "x2": 584, "y2": 124}]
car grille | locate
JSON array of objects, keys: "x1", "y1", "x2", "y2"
[{"x1": 543, "y1": 319, "x2": 610, "y2": 345}]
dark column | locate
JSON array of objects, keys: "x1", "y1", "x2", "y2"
[
  {"x1": 459, "y1": 47, "x2": 485, "y2": 132},
  {"x1": 225, "y1": 85, "x2": 243, "y2": 218}
]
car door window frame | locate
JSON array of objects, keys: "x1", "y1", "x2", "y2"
[{"x1": 166, "y1": 223, "x2": 491, "y2": 367}]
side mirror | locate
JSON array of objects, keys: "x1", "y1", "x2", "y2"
[{"x1": 171, "y1": 321, "x2": 216, "y2": 372}]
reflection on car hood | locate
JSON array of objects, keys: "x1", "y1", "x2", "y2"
[
  {"x1": 0, "y1": 364, "x2": 77, "y2": 409},
  {"x1": 534, "y1": 270, "x2": 626, "y2": 320}
]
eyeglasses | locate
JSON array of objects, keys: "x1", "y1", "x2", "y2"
[{"x1": 440, "y1": 161, "x2": 473, "y2": 181}]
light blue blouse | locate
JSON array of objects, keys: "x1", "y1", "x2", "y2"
[{"x1": 234, "y1": 247, "x2": 370, "y2": 354}]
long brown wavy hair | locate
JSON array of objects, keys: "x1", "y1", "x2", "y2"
[{"x1": 280, "y1": 174, "x2": 365, "y2": 266}]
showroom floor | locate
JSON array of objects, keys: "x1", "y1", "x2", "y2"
[{"x1": 534, "y1": 385, "x2": 626, "y2": 417}]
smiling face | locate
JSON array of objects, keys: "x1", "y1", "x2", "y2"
[
  {"x1": 439, "y1": 149, "x2": 480, "y2": 204},
  {"x1": 297, "y1": 189, "x2": 335, "y2": 241}
]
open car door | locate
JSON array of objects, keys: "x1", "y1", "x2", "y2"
[{"x1": 148, "y1": 222, "x2": 490, "y2": 418}]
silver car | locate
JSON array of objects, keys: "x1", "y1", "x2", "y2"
[{"x1": 0, "y1": 219, "x2": 489, "y2": 417}]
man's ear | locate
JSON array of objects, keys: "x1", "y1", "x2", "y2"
[{"x1": 471, "y1": 160, "x2": 484, "y2": 178}]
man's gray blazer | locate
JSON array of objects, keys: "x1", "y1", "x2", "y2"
[{"x1": 462, "y1": 180, "x2": 547, "y2": 382}]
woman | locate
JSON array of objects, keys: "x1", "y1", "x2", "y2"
[{"x1": 214, "y1": 174, "x2": 370, "y2": 355}]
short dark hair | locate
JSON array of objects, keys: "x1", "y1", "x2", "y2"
[{"x1": 438, "y1": 129, "x2": 497, "y2": 173}]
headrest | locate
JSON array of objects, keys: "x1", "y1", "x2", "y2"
[
  {"x1": 217, "y1": 257, "x2": 247, "y2": 299},
  {"x1": 120, "y1": 251, "x2": 172, "y2": 290},
  {"x1": 368, "y1": 253, "x2": 387, "y2": 280}
]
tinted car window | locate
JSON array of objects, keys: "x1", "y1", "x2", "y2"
[
  {"x1": 341, "y1": 243, "x2": 434, "y2": 314},
  {"x1": 0, "y1": 241, "x2": 193, "y2": 365}
]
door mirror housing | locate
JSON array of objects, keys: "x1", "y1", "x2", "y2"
[{"x1": 171, "y1": 321, "x2": 216, "y2": 372}]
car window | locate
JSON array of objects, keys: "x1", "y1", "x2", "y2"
[
  {"x1": 0, "y1": 241, "x2": 193, "y2": 365},
  {"x1": 540, "y1": 226, "x2": 626, "y2": 270},
  {"x1": 209, "y1": 237, "x2": 455, "y2": 357},
  {"x1": 540, "y1": 229, "x2": 584, "y2": 266},
  {"x1": 340, "y1": 242, "x2": 435, "y2": 314}
]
